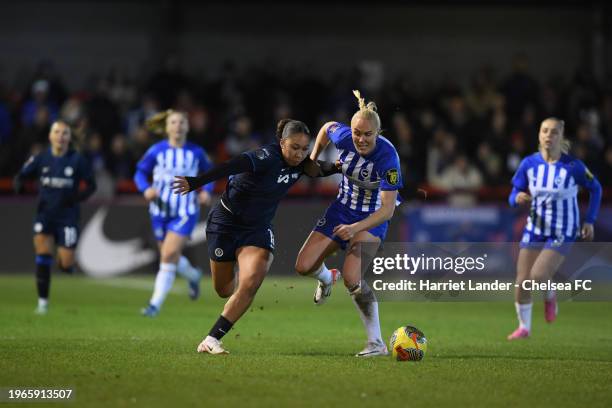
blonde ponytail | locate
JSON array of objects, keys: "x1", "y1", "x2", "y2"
[
  {"x1": 145, "y1": 110, "x2": 171, "y2": 136},
  {"x1": 561, "y1": 138, "x2": 571, "y2": 154},
  {"x1": 352, "y1": 89, "x2": 381, "y2": 132}
]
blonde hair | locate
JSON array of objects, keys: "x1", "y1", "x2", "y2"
[
  {"x1": 352, "y1": 89, "x2": 381, "y2": 132},
  {"x1": 145, "y1": 109, "x2": 186, "y2": 136},
  {"x1": 540, "y1": 117, "x2": 570, "y2": 154},
  {"x1": 51, "y1": 120, "x2": 71, "y2": 132}
]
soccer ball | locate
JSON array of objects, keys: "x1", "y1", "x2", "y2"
[{"x1": 389, "y1": 326, "x2": 427, "y2": 361}]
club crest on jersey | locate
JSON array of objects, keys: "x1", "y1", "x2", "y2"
[
  {"x1": 554, "y1": 176, "x2": 563, "y2": 186},
  {"x1": 255, "y1": 148, "x2": 270, "y2": 160},
  {"x1": 42, "y1": 166, "x2": 49, "y2": 173},
  {"x1": 360, "y1": 168, "x2": 370, "y2": 178},
  {"x1": 385, "y1": 168, "x2": 399, "y2": 186},
  {"x1": 64, "y1": 166, "x2": 74, "y2": 176}
]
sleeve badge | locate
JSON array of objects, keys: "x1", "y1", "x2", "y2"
[{"x1": 385, "y1": 168, "x2": 399, "y2": 186}]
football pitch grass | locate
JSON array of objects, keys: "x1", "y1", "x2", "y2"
[{"x1": 1, "y1": 274, "x2": 611, "y2": 408}]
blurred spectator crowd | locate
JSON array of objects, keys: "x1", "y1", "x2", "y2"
[{"x1": 1, "y1": 55, "x2": 611, "y2": 201}]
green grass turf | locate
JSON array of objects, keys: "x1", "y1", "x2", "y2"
[{"x1": 1, "y1": 274, "x2": 611, "y2": 408}]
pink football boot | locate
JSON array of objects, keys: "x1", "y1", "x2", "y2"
[{"x1": 507, "y1": 327, "x2": 530, "y2": 340}]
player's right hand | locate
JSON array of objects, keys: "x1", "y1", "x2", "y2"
[
  {"x1": 143, "y1": 187, "x2": 159, "y2": 201},
  {"x1": 516, "y1": 192, "x2": 532, "y2": 206},
  {"x1": 171, "y1": 176, "x2": 193, "y2": 195}
]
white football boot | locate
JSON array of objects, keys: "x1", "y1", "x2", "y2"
[
  {"x1": 313, "y1": 268, "x2": 341, "y2": 305},
  {"x1": 355, "y1": 339, "x2": 389, "y2": 357},
  {"x1": 197, "y1": 336, "x2": 229, "y2": 355},
  {"x1": 34, "y1": 304, "x2": 48, "y2": 315}
]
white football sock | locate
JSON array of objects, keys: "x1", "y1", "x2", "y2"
[
  {"x1": 515, "y1": 302, "x2": 533, "y2": 331},
  {"x1": 544, "y1": 289, "x2": 555, "y2": 301},
  {"x1": 38, "y1": 298, "x2": 48, "y2": 308},
  {"x1": 176, "y1": 256, "x2": 200, "y2": 282},
  {"x1": 150, "y1": 263, "x2": 177, "y2": 309},
  {"x1": 352, "y1": 295, "x2": 383, "y2": 344},
  {"x1": 308, "y1": 263, "x2": 332, "y2": 285}
]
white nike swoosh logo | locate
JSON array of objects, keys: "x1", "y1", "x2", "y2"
[{"x1": 76, "y1": 207, "x2": 207, "y2": 277}]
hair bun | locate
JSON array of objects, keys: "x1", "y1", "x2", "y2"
[{"x1": 276, "y1": 119, "x2": 293, "y2": 140}]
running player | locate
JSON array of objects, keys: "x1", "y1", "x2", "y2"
[
  {"x1": 134, "y1": 110, "x2": 214, "y2": 317},
  {"x1": 295, "y1": 90, "x2": 403, "y2": 357},
  {"x1": 172, "y1": 119, "x2": 339, "y2": 354},
  {"x1": 507, "y1": 117, "x2": 601, "y2": 340},
  {"x1": 14, "y1": 120, "x2": 96, "y2": 314}
]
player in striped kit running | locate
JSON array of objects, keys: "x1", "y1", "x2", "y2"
[
  {"x1": 134, "y1": 110, "x2": 214, "y2": 317},
  {"x1": 507, "y1": 117, "x2": 602, "y2": 340},
  {"x1": 295, "y1": 90, "x2": 403, "y2": 357}
]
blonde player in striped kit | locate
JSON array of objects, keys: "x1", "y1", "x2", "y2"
[
  {"x1": 295, "y1": 91, "x2": 403, "y2": 356},
  {"x1": 134, "y1": 110, "x2": 214, "y2": 316},
  {"x1": 507, "y1": 117, "x2": 601, "y2": 340}
]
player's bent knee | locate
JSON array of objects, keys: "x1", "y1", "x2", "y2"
[
  {"x1": 215, "y1": 287, "x2": 233, "y2": 298},
  {"x1": 294, "y1": 258, "x2": 316, "y2": 276},
  {"x1": 161, "y1": 249, "x2": 181, "y2": 263}
]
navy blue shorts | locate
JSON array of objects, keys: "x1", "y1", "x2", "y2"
[
  {"x1": 313, "y1": 200, "x2": 388, "y2": 250},
  {"x1": 519, "y1": 231, "x2": 576, "y2": 256},
  {"x1": 33, "y1": 215, "x2": 79, "y2": 249},
  {"x1": 206, "y1": 203, "x2": 275, "y2": 262}
]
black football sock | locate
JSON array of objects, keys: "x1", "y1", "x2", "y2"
[
  {"x1": 208, "y1": 315, "x2": 234, "y2": 340},
  {"x1": 35, "y1": 254, "x2": 53, "y2": 299}
]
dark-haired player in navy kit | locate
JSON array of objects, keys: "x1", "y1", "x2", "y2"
[
  {"x1": 172, "y1": 119, "x2": 339, "y2": 354},
  {"x1": 14, "y1": 120, "x2": 96, "y2": 314}
]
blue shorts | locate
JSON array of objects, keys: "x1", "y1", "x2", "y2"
[
  {"x1": 205, "y1": 204, "x2": 275, "y2": 262},
  {"x1": 151, "y1": 214, "x2": 199, "y2": 241},
  {"x1": 313, "y1": 200, "x2": 388, "y2": 250},
  {"x1": 519, "y1": 231, "x2": 576, "y2": 255},
  {"x1": 33, "y1": 215, "x2": 79, "y2": 249}
]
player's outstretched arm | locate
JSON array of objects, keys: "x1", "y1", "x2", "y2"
[
  {"x1": 172, "y1": 154, "x2": 254, "y2": 195},
  {"x1": 309, "y1": 122, "x2": 335, "y2": 161},
  {"x1": 302, "y1": 157, "x2": 341, "y2": 178}
]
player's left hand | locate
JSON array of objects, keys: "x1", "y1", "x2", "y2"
[
  {"x1": 581, "y1": 223, "x2": 594, "y2": 241},
  {"x1": 198, "y1": 190, "x2": 212, "y2": 206},
  {"x1": 333, "y1": 224, "x2": 357, "y2": 241}
]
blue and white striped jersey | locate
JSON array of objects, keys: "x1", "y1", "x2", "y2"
[
  {"x1": 511, "y1": 152, "x2": 601, "y2": 238},
  {"x1": 328, "y1": 123, "x2": 403, "y2": 213},
  {"x1": 134, "y1": 140, "x2": 213, "y2": 219}
]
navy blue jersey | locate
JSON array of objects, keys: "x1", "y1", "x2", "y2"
[
  {"x1": 220, "y1": 143, "x2": 305, "y2": 228},
  {"x1": 18, "y1": 148, "x2": 95, "y2": 223}
]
